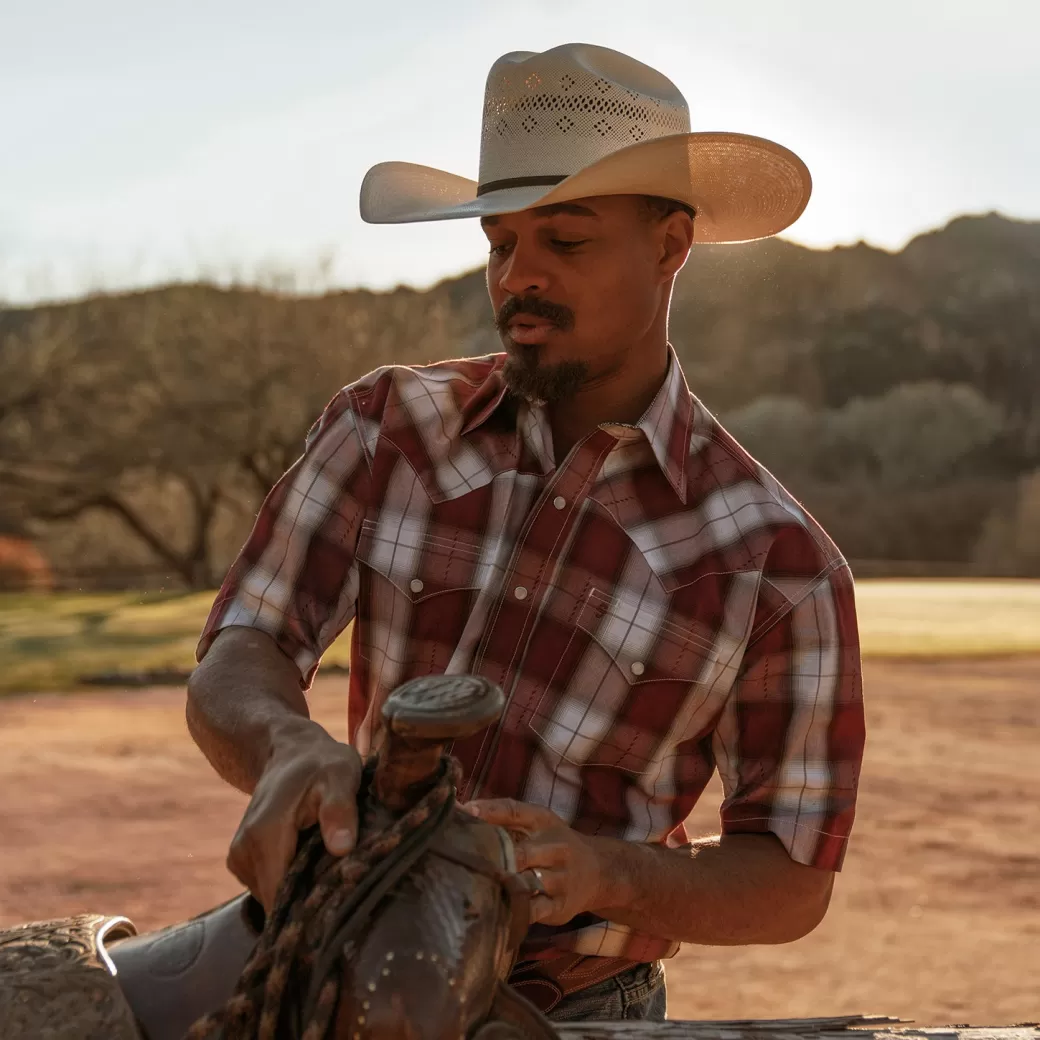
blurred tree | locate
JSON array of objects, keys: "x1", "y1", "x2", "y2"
[
  {"x1": 973, "y1": 470, "x2": 1040, "y2": 576},
  {"x1": 811, "y1": 307, "x2": 935, "y2": 408},
  {"x1": 2, "y1": 211, "x2": 1038, "y2": 582},
  {"x1": 826, "y1": 382, "x2": 1006, "y2": 487},
  {"x1": 0, "y1": 280, "x2": 472, "y2": 587},
  {"x1": 720, "y1": 396, "x2": 828, "y2": 483}
]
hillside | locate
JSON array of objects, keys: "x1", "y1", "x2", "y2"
[{"x1": 1, "y1": 212, "x2": 1038, "y2": 586}]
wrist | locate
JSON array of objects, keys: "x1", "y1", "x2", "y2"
[{"x1": 585, "y1": 835, "x2": 636, "y2": 911}]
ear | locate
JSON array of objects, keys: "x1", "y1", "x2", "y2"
[{"x1": 658, "y1": 210, "x2": 695, "y2": 280}]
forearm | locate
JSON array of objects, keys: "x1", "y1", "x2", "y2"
[
  {"x1": 186, "y1": 626, "x2": 323, "y2": 794},
  {"x1": 590, "y1": 832, "x2": 833, "y2": 946}
]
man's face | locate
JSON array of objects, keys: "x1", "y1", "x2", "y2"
[{"x1": 481, "y1": 195, "x2": 682, "y2": 405}]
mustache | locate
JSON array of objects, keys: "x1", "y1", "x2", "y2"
[{"x1": 495, "y1": 295, "x2": 575, "y2": 334}]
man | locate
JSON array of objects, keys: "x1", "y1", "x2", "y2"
[{"x1": 188, "y1": 43, "x2": 865, "y2": 1023}]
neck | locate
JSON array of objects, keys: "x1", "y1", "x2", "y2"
[
  {"x1": 544, "y1": 297, "x2": 673, "y2": 463},
  {"x1": 548, "y1": 335, "x2": 670, "y2": 462}
]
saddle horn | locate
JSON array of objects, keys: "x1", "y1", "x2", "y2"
[{"x1": 373, "y1": 674, "x2": 505, "y2": 812}]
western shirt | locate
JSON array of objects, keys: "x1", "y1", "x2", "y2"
[{"x1": 198, "y1": 349, "x2": 865, "y2": 960}]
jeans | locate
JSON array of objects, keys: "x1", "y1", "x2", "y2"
[{"x1": 545, "y1": 961, "x2": 667, "y2": 1022}]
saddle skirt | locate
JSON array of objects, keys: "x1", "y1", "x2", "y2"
[{"x1": 0, "y1": 913, "x2": 140, "y2": 1040}]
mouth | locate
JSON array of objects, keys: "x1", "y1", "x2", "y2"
[{"x1": 506, "y1": 318, "x2": 558, "y2": 346}]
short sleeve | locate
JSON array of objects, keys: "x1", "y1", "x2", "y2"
[
  {"x1": 195, "y1": 388, "x2": 373, "y2": 687},
  {"x1": 712, "y1": 528, "x2": 865, "y2": 871}
]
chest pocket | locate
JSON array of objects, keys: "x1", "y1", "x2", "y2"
[
  {"x1": 529, "y1": 587, "x2": 716, "y2": 775},
  {"x1": 354, "y1": 518, "x2": 482, "y2": 672}
]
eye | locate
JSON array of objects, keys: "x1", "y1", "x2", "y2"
[
  {"x1": 487, "y1": 242, "x2": 511, "y2": 257},
  {"x1": 552, "y1": 239, "x2": 588, "y2": 251}
]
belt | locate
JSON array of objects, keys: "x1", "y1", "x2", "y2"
[{"x1": 507, "y1": 954, "x2": 643, "y2": 1014}]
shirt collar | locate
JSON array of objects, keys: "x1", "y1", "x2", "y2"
[
  {"x1": 460, "y1": 347, "x2": 695, "y2": 500},
  {"x1": 605, "y1": 346, "x2": 693, "y2": 504},
  {"x1": 459, "y1": 359, "x2": 510, "y2": 436}
]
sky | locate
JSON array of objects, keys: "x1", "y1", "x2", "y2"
[{"x1": 2, "y1": 0, "x2": 1039, "y2": 303}]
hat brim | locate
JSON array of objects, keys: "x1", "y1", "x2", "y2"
[{"x1": 359, "y1": 132, "x2": 811, "y2": 244}]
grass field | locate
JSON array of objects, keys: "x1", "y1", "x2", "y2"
[
  {"x1": 0, "y1": 590, "x2": 353, "y2": 695},
  {"x1": 1, "y1": 579, "x2": 1038, "y2": 695}
]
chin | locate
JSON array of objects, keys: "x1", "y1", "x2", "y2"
[{"x1": 501, "y1": 351, "x2": 589, "y2": 406}]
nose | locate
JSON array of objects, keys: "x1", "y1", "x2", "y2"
[{"x1": 495, "y1": 238, "x2": 550, "y2": 298}]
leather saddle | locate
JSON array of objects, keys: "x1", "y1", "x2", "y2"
[{"x1": 0, "y1": 674, "x2": 559, "y2": 1040}]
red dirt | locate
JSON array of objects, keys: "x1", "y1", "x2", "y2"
[{"x1": 1, "y1": 656, "x2": 1037, "y2": 1025}]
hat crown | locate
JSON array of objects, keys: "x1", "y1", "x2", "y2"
[{"x1": 478, "y1": 43, "x2": 691, "y2": 190}]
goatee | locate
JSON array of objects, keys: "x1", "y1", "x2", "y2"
[{"x1": 501, "y1": 349, "x2": 588, "y2": 405}]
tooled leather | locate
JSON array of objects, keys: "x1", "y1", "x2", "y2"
[{"x1": 0, "y1": 914, "x2": 142, "y2": 1040}]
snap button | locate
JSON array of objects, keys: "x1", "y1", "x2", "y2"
[
  {"x1": 409, "y1": 579, "x2": 424, "y2": 594},
  {"x1": 630, "y1": 661, "x2": 645, "y2": 676},
  {"x1": 514, "y1": 586, "x2": 529, "y2": 601},
  {"x1": 553, "y1": 496, "x2": 566, "y2": 510}
]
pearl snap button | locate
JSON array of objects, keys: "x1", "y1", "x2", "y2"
[
  {"x1": 514, "y1": 586, "x2": 529, "y2": 601},
  {"x1": 409, "y1": 579, "x2": 424, "y2": 594},
  {"x1": 630, "y1": 661, "x2": 645, "y2": 676},
  {"x1": 553, "y1": 496, "x2": 566, "y2": 510}
]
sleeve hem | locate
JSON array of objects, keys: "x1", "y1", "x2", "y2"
[
  {"x1": 720, "y1": 815, "x2": 852, "y2": 872},
  {"x1": 195, "y1": 618, "x2": 317, "y2": 690}
]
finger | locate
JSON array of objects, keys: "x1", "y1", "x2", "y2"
[
  {"x1": 463, "y1": 798, "x2": 558, "y2": 831},
  {"x1": 295, "y1": 770, "x2": 360, "y2": 857},
  {"x1": 513, "y1": 840, "x2": 571, "y2": 872},
  {"x1": 523, "y1": 864, "x2": 563, "y2": 896},
  {"x1": 228, "y1": 821, "x2": 296, "y2": 914},
  {"x1": 315, "y1": 779, "x2": 360, "y2": 856},
  {"x1": 256, "y1": 824, "x2": 299, "y2": 913},
  {"x1": 225, "y1": 828, "x2": 258, "y2": 895},
  {"x1": 528, "y1": 893, "x2": 567, "y2": 925},
  {"x1": 226, "y1": 807, "x2": 266, "y2": 891}
]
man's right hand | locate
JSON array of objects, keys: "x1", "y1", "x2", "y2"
[{"x1": 226, "y1": 720, "x2": 363, "y2": 913}]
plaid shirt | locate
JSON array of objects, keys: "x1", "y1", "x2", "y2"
[{"x1": 198, "y1": 349, "x2": 865, "y2": 961}]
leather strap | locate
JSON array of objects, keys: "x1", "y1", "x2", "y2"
[{"x1": 507, "y1": 953, "x2": 643, "y2": 1014}]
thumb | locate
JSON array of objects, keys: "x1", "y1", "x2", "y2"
[{"x1": 315, "y1": 777, "x2": 360, "y2": 856}]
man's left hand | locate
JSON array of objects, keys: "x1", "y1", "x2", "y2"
[{"x1": 462, "y1": 798, "x2": 608, "y2": 925}]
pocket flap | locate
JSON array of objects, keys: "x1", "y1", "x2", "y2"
[
  {"x1": 529, "y1": 588, "x2": 717, "y2": 774},
  {"x1": 356, "y1": 518, "x2": 481, "y2": 602},
  {"x1": 574, "y1": 588, "x2": 713, "y2": 686}
]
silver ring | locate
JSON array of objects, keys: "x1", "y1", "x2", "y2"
[{"x1": 527, "y1": 867, "x2": 546, "y2": 896}]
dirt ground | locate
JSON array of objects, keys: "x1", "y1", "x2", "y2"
[{"x1": 1, "y1": 657, "x2": 1037, "y2": 1026}]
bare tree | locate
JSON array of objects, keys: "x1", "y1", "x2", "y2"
[
  {"x1": 0, "y1": 297, "x2": 238, "y2": 588},
  {"x1": 0, "y1": 281, "x2": 468, "y2": 588}
]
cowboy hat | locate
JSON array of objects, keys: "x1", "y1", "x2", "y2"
[{"x1": 359, "y1": 42, "x2": 811, "y2": 244}]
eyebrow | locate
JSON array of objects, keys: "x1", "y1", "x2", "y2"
[{"x1": 480, "y1": 202, "x2": 599, "y2": 228}]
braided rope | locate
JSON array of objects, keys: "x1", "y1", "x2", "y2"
[{"x1": 185, "y1": 757, "x2": 462, "y2": 1040}]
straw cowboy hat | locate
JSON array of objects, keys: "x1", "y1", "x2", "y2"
[{"x1": 360, "y1": 42, "x2": 811, "y2": 244}]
